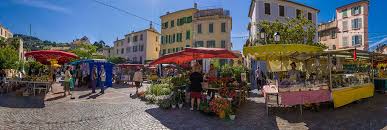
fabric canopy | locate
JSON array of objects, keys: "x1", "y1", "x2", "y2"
[
  {"x1": 150, "y1": 47, "x2": 238, "y2": 65},
  {"x1": 25, "y1": 50, "x2": 78, "y2": 65},
  {"x1": 243, "y1": 44, "x2": 325, "y2": 60}
]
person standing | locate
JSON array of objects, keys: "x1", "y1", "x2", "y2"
[
  {"x1": 99, "y1": 65, "x2": 106, "y2": 94},
  {"x1": 255, "y1": 66, "x2": 266, "y2": 90},
  {"x1": 133, "y1": 68, "x2": 143, "y2": 95},
  {"x1": 91, "y1": 65, "x2": 97, "y2": 93},
  {"x1": 64, "y1": 66, "x2": 72, "y2": 96},
  {"x1": 189, "y1": 69, "x2": 203, "y2": 111}
]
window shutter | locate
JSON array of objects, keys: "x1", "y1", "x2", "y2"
[
  {"x1": 359, "y1": 18, "x2": 362, "y2": 28},
  {"x1": 352, "y1": 36, "x2": 355, "y2": 45},
  {"x1": 351, "y1": 20, "x2": 355, "y2": 29},
  {"x1": 359, "y1": 36, "x2": 362, "y2": 45}
]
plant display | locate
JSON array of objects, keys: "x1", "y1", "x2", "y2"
[
  {"x1": 219, "y1": 87, "x2": 237, "y2": 98},
  {"x1": 148, "y1": 84, "x2": 171, "y2": 96},
  {"x1": 170, "y1": 76, "x2": 189, "y2": 87},
  {"x1": 209, "y1": 98, "x2": 230, "y2": 115}
]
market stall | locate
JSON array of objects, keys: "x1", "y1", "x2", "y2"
[
  {"x1": 146, "y1": 47, "x2": 243, "y2": 120},
  {"x1": 244, "y1": 44, "x2": 330, "y2": 114},
  {"x1": 115, "y1": 64, "x2": 144, "y2": 84},
  {"x1": 69, "y1": 59, "x2": 114, "y2": 88},
  {"x1": 372, "y1": 53, "x2": 387, "y2": 94},
  {"x1": 15, "y1": 50, "x2": 79, "y2": 96}
]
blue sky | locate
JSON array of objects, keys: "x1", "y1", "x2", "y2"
[{"x1": 0, "y1": 0, "x2": 386, "y2": 51}]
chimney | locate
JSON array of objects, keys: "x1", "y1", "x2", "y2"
[
  {"x1": 194, "y1": 3, "x2": 198, "y2": 9},
  {"x1": 149, "y1": 21, "x2": 153, "y2": 29}
]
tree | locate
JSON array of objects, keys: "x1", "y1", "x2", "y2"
[
  {"x1": 0, "y1": 46, "x2": 19, "y2": 69},
  {"x1": 69, "y1": 43, "x2": 97, "y2": 59},
  {"x1": 93, "y1": 40, "x2": 107, "y2": 51},
  {"x1": 108, "y1": 57, "x2": 127, "y2": 64},
  {"x1": 254, "y1": 17, "x2": 325, "y2": 48}
]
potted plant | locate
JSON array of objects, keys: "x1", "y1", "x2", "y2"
[
  {"x1": 209, "y1": 98, "x2": 230, "y2": 119},
  {"x1": 226, "y1": 107, "x2": 236, "y2": 120},
  {"x1": 171, "y1": 97, "x2": 177, "y2": 109}
]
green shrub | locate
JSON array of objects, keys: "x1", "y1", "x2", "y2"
[{"x1": 148, "y1": 84, "x2": 171, "y2": 96}]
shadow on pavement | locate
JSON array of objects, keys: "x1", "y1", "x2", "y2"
[
  {"x1": 145, "y1": 99, "x2": 279, "y2": 130},
  {"x1": 45, "y1": 95, "x2": 66, "y2": 101},
  {"x1": 0, "y1": 95, "x2": 45, "y2": 108}
]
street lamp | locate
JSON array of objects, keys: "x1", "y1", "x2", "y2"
[
  {"x1": 259, "y1": 28, "x2": 266, "y2": 44},
  {"x1": 274, "y1": 32, "x2": 281, "y2": 43}
]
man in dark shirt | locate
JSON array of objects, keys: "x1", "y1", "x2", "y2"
[{"x1": 189, "y1": 71, "x2": 203, "y2": 111}]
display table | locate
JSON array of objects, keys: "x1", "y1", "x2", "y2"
[
  {"x1": 332, "y1": 83, "x2": 374, "y2": 108},
  {"x1": 374, "y1": 78, "x2": 387, "y2": 94},
  {"x1": 279, "y1": 89, "x2": 331, "y2": 106}
]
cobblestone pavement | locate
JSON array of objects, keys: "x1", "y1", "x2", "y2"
[{"x1": 0, "y1": 82, "x2": 386, "y2": 130}]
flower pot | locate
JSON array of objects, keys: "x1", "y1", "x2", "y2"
[
  {"x1": 229, "y1": 115, "x2": 236, "y2": 120},
  {"x1": 218, "y1": 111, "x2": 226, "y2": 119},
  {"x1": 178, "y1": 103, "x2": 183, "y2": 109},
  {"x1": 172, "y1": 104, "x2": 176, "y2": 109}
]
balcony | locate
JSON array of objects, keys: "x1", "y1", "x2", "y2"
[{"x1": 318, "y1": 21, "x2": 338, "y2": 32}]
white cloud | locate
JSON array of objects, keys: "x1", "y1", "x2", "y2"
[{"x1": 12, "y1": 0, "x2": 71, "y2": 14}]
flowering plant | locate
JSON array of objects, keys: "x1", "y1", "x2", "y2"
[
  {"x1": 219, "y1": 87, "x2": 237, "y2": 98},
  {"x1": 209, "y1": 98, "x2": 230, "y2": 114}
]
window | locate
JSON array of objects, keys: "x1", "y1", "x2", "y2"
[
  {"x1": 169, "y1": 35, "x2": 172, "y2": 44},
  {"x1": 187, "y1": 16, "x2": 193, "y2": 23},
  {"x1": 332, "y1": 45, "x2": 336, "y2": 50},
  {"x1": 279, "y1": 5, "x2": 285, "y2": 17},
  {"x1": 296, "y1": 9, "x2": 302, "y2": 18},
  {"x1": 133, "y1": 36, "x2": 138, "y2": 42},
  {"x1": 342, "y1": 21, "x2": 348, "y2": 31},
  {"x1": 140, "y1": 34, "x2": 143, "y2": 41},
  {"x1": 186, "y1": 30, "x2": 191, "y2": 40},
  {"x1": 186, "y1": 45, "x2": 190, "y2": 47},
  {"x1": 172, "y1": 48, "x2": 175, "y2": 53},
  {"x1": 352, "y1": 18, "x2": 362, "y2": 30},
  {"x1": 308, "y1": 12, "x2": 312, "y2": 20},
  {"x1": 163, "y1": 22, "x2": 168, "y2": 29},
  {"x1": 140, "y1": 45, "x2": 144, "y2": 51},
  {"x1": 116, "y1": 49, "x2": 119, "y2": 54},
  {"x1": 181, "y1": 47, "x2": 184, "y2": 51},
  {"x1": 331, "y1": 30, "x2": 336, "y2": 39},
  {"x1": 195, "y1": 41, "x2": 204, "y2": 47},
  {"x1": 264, "y1": 3, "x2": 271, "y2": 15},
  {"x1": 209, "y1": 23, "x2": 214, "y2": 33},
  {"x1": 221, "y1": 23, "x2": 226, "y2": 32},
  {"x1": 156, "y1": 36, "x2": 158, "y2": 42},
  {"x1": 133, "y1": 46, "x2": 137, "y2": 52},
  {"x1": 206, "y1": 40, "x2": 216, "y2": 48},
  {"x1": 351, "y1": 6, "x2": 361, "y2": 16},
  {"x1": 121, "y1": 48, "x2": 124, "y2": 54},
  {"x1": 342, "y1": 9, "x2": 348, "y2": 18},
  {"x1": 161, "y1": 36, "x2": 164, "y2": 44},
  {"x1": 126, "y1": 47, "x2": 131, "y2": 53},
  {"x1": 198, "y1": 24, "x2": 202, "y2": 34},
  {"x1": 221, "y1": 40, "x2": 226, "y2": 48},
  {"x1": 168, "y1": 49, "x2": 171, "y2": 53},
  {"x1": 127, "y1": 36, "x2": 130, "y2": 43},
  {"x1": 342, "y1": 37, "x2": 348, "y2": 47},
  {"x1": 162, "y1": 49, "x2": 166, "y2": 55},
  {"x1": 139, "y1": 56, "x2": 142, "y2": 64},
  {"x1": 171, "y1": 20, "x2": 174, "y2": 28},
  {"x1": 352, "y1": 35, "x2": 362, "y2": 46}
]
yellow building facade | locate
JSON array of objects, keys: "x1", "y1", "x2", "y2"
[{"x1": 160, "y1": 8, "x2": 198, "y2": 56}]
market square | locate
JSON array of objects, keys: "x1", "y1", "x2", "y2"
[{"x1": 0, "y1": 0, "x2": 386, "y2": 130}]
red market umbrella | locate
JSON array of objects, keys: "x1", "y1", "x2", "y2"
[
  {"x1": 25, "y1": 50, "x2": 79, "y2": 65},
  {"x1": 150, "y1": 47, "x2": 238, "y2": 65}
]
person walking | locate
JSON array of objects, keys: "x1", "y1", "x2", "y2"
[
  {"x1": 133, "y1": 68, "x2": 143, "y2": 95},
  {"x1": 255, "y1": 66, "x2": 266, "y2": 90},
  {"x1": 189, "y1": 69, "x2": 203, "y2": 111},
  {"x1": 64, "y1": 66, "x2": 72, "y2": 96},
  {"x1": 91, "y1": 65, "x2": 97, "y2": 93},
  {"x1": 99, "y1": 65, "x2": 106, "y2": 94}
]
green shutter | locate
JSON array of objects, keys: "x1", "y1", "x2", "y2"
[{"x1": 186, "y1": 31, "x2": 190, "y2": 40}]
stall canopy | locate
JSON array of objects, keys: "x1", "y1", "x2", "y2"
[
  {"x1": 25, "y1": 50, "x2": 79, "y2": 65},
  {"x1": 69, "y1": 59, "x2": 115, "y2": 87},
  {"x1": 150, "y1": 47, "x2": 238, "y2": 65},
  {"x1": 243, "y1": 44, "x2": 325, "y2": 60}
]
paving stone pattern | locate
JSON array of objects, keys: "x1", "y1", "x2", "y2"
[{"x1": 0, "y1": 83, "x2": 386, "y2": 130}]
